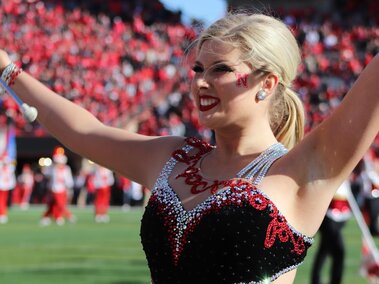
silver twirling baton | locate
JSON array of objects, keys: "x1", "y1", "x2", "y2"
[{"x1": 0, "y1": 78, "x2": 38, "y2": 122}]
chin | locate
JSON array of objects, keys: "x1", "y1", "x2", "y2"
[{"x1": 198, "y1": 113, "x2": 224, "y2": 129}]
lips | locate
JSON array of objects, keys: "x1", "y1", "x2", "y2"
[{"x1": 199, "y1": 95, "x2": 220, "y2": 112}]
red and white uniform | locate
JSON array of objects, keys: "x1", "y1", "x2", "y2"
[
  {"x1": 42, "y1": 151, "x2": 74, "y2": 224},
  {"x1": 48, "y1": 164, "x2": 74, "y2": 193},
  {"x1": 0, "y1": 159, "x2": 16, "y2": 220},
  {"x1": 16, "y1": 164, "x2": 34, "y2": 209},
  {"x1": 92, "y1": 165, "x2": 114, "y2": 222},
  {"x1": 0, "y1": 118, "x2": 16, "y2": 223},
  {"x1": 326, "y1": 180, "x2": 351, "y2": 222}
]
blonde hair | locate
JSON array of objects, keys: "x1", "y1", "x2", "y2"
[{"x1": 196, "y1": 13, "x2": 305, "y2": 149}]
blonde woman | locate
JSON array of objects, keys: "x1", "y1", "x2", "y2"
[{"x1": 1, "y1": 12, "x2": 379, "y2": 283}]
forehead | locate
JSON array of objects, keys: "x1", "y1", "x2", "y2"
[{"x1": 196, "y1": 39, "x2": 242, "y2": 65}]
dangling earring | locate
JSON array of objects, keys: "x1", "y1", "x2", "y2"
[{"x1": 256, "y1": 89, "x2": 267, "y2": 101}]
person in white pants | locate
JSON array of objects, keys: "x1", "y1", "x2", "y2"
[{"x1": 0, "y1": 156, "x2": 16, "y2": 224}]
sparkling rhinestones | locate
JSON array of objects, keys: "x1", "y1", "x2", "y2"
[{"x1": 149, "y1": 138, "x2": 313, "y2": 266}]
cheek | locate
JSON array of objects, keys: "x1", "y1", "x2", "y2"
[
  {"x1": 190, "y1": 78, "x2": 198, "y2": 95},
  {"x1": 213, "y1": 74, "x2": 234, "y2": 87},
  {"x1": 223, "y1": 72, "x2": 250, "y2": 85},
  {"x1": 214, "y1": 73, "x2": 249, "y2": 92},
  {"x1": 234, "y1": 73, "x2": 250, "y2": 88}
]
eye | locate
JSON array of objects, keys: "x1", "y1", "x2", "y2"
[
  {"x1": 212, "y1": 64, "x2": 233, "y2": 72},
  {"x1": 191, "y1": 65, "x2": 204, "y2": 73}
]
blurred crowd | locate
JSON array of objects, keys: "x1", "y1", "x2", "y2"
[
  {"x1": 0, "y1": 0, "x2": 378, "y2": 141},
  {"x1": 1, "y1": 0, "x2": 377, "y2": 139},
  {"x1": 0, "y1": 0, "x2": 203, "y2": 138},
  {"x1": 0, "y1": 0, "x2": 379, "y2": 222}
]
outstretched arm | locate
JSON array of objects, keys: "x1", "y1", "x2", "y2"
[
  {"x1": 300, "y1": 54, "x2": 379, "y2": 187},
  {"x1": 278, "y1": 54, "x2": 379, "y2": 234},
  {"x1": 0, "y1": 50, "x2": 184, "y2": 188}
]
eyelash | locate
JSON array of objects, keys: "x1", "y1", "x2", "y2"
[
  {"x1": 213, "y1": 65, "x2": 233, "y2": 72},
  {"x1": 192, "y1": 65, "x2": 203, "y2": 73},
  {"x1": 191, "y1": 65, "x2": 234, "y2": 73}
]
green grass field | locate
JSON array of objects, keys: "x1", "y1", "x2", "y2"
[{"x1": 0, "y1": 206, "x2": 373, "y2": 284}]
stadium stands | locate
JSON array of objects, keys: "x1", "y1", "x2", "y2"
[{"x1": 0, "y1": 0, "x2": 378, "y2": 147}]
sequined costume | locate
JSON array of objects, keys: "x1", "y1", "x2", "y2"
[{"x1": 141, "y1": 138, "x2": 314, "y2": 283}]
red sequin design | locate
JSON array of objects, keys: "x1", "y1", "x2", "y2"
[
  {"x1": 151, "y1": 173, "x2": 306, "y2": 265},
  {"x1": 248, "y1": 191, "x2": 305, "y2": 255},
  {"x1": 173, "y1": 137, "x2": 227, "y2": 194}
]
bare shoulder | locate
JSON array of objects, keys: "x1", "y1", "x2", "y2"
[
  {"x1": 83, "y1": 129, "x2": 187, "y2": 189},
  {"x1": 120, "y1": 134, "x2": 187, "y2": 188}
]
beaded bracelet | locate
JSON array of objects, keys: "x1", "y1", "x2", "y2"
[
  {"x1": 1, "y1": 63, "x2": 16, "y2": 83},
  {"x1": 1, "y1": 63, "x2": 23, "y2": 85},
  {"x1": 8, "y1": 66, "x2": 23, "y2": 86},
  {"x1": 0, "y1": 63, "x2": 23, "y2": 96}
]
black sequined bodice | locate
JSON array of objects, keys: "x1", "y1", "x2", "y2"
[{"x1": 140, "y1": 140, "x2": 313, "y2": 284}]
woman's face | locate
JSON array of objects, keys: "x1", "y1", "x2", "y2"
[{"x1": 190, "y1": 40, "x2": 261, "y2": 129}]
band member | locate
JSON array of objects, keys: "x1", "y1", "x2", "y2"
[
  {"x1": 311, "y1": 180, "x2": 352, "y2": 284},
  {"x1": 92, "y1": 164, "x2": 114, "y2": 223},
  {"x1": 40, "y1": 147, "x2": 74, "y2": 225},
  {"x1": 0, "y1": 156, "x2": 16, "y2": 224},
  {"x1": 17, "y1": 163, "x2": 34, "y2": 210}
]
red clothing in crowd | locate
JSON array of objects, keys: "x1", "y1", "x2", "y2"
[
  {"x1": 40, "y1": 150, "x2": 74, "y2": 226},
  {"x1": 92, "y1": 165, "x2": 115, "y2": 223},
  {"x1": 0, "y1": 159, "x2": 16, "y2": 224}
]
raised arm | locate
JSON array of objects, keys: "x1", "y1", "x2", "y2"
[
  {"x1": 282, "y1": 54, "x2": 379, "y2": 232},
  {"x1": 0, "y1": 50, "x2": 184, "y2": 188},
  {"x1": 306, "y1": 54, "x2": 379, "y2": 185}
]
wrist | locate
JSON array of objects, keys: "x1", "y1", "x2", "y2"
[
  {"x1": 0, "y1": 65, "x2": 7, "y2": 76},
  {"x1": 0, "y1": 62, "x2": 23, "y2": 93},
  {"x1": 0, "y1": 54, "x2": 11, "y2": 75}
]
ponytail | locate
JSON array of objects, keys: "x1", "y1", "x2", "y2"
[{"x1": 270, "y1": 85, "x2": 304, "y2": 149}]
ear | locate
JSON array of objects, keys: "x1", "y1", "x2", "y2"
[{"x1": 262, "y1": 73, "x2": 279, "y2": 95}]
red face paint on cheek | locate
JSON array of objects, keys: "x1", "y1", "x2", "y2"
[{"x1": 235, "y1": 73, "x2": 249, "y2": 88}]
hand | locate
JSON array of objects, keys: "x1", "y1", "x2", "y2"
[{"x1": 0, "y1": 49, "x2": 11, "y2": 72}]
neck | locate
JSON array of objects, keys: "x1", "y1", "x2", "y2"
[{"x1": 213, "y1": 126, "x2": 278, "y2": 160}]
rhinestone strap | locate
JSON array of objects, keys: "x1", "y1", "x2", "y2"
[{"x1": 236, "y1": 143, "x2": 288, "y2": 186}]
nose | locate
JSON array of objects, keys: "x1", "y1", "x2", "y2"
[{"x1": 195, "y1": 73, "x2": 210, "y2": 90}]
